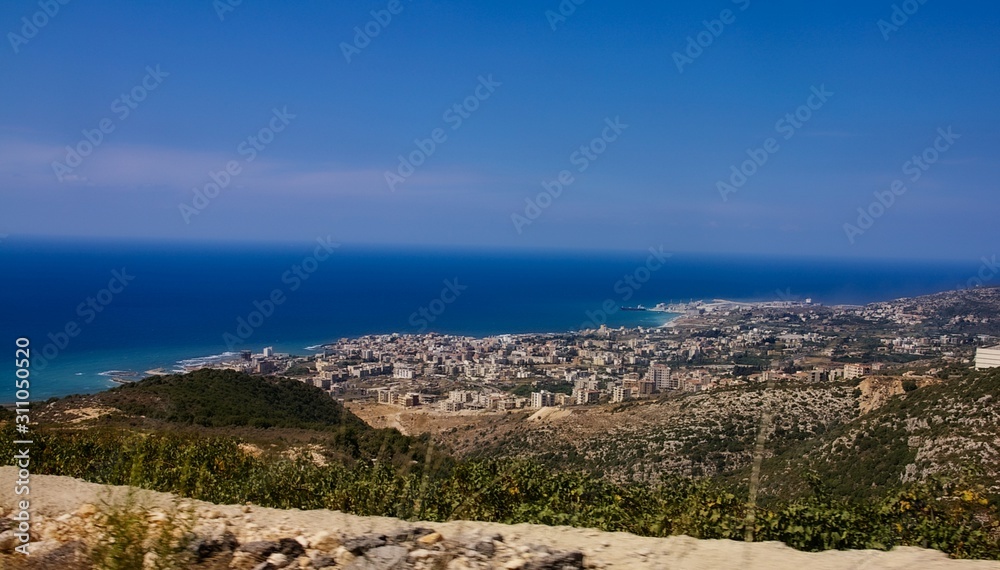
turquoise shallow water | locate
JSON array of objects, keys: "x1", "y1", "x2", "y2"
[{"x1": 0, "y1": 238, "x2": 979, "y2": 401}]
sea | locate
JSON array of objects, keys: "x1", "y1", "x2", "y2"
[{"x1": 0, "y1": 237, "x2": 983, "y2": 401}]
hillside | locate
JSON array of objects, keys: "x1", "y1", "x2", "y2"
[
  {"x1": 761, "y1": 368, "x2": 1000, "y2": 499},
  {"x1": 36, "y1": 370, "x2": 433, "y2": 469},
  {"x1": 68, "y1": 369, "x2": 367, "y2": 430},
  {"x1": 351, "y1": 368, "x2": 1000, "y2": 507},
  {"x1": 351, "y1": 382, "x2": 859, "y2": 483},
  {"x1": 5, "y1": 369, "x2": 1000, "y2": 560}
]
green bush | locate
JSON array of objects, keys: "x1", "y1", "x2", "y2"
[{"x1": 3, "y1": 424, "x2": 997, "y2": 560}]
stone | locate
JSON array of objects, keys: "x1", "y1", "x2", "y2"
[
  {"x1": 407, "y1": 548, "x2": 435, "y2": 559},
  {"x1": 312, "y1": 553, "x2": 336, "y2": 568},
  {"x1": 416, "y1": 531, "x2": 443, "y2": 545},
  {"x1": 190, "y1": 531, "x2": 239, "y2": 561},
  {"x1": 278, "y1": 537, "x2": 306, "y2": 559},
  {"x1": 310, "y1": 530, "x2": 342, "y2": 551},
  {"x1": 346, "y1": 544, "x2": 408, "y2": 569},
  {"x1": 240, "y1": 540, "x2": 281, "y2": 559},
  {"x1": 0, "y1": 531, "x2": 18, "y2": 554},
  {"x1": 522, "y1": 551, "x2": 585, "y2": 570},
  {"x1": 343, "y1": 534, "x2": 387, "y2": 555},
  {"x1": 76, "y1": 503, "x2": 98, "y2": 518},
  {"x1": 333, "y1": 546, "x2": 357, "y2": 566},
  {"x1": 266, "y1": 552, "x2": 289, "y2": 568},
  {"x1": 472, "y1": 539, "x2": 496, "y2": 557},
  {"x1": 229, "y1": 551, "x2": 258, "y2": 570}
]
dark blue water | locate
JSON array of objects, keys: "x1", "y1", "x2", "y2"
[{"x1": 0, "y1": 237, "x2": 979, "y2": 400}]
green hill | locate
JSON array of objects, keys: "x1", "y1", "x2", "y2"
[
  {"x1": 39, "y1": 369, "x2": 432, "y2": 468},
  {"x1": 100, "y1": 369, "x2": 368, "y2": 431}
]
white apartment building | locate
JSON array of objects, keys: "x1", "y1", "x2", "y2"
[
  {"x1": 530, "y1": 390, "x2": 556, "y2": 408},
  {"x1": 611, "y1": 386, "x2": 632, "y2": 403}
]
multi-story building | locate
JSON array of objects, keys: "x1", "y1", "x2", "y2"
[
  {"x1": 843, "y1": 363, "x2": 872, "y2": 380},
  {"x1": 611, "y1": 386, "x2": 632, "y2": 403},
  {"x1": 807, "y1": 369, "x2": 829, "y2": 382},
  {"x1": 376, "y1": 388, "x2": 396, "y2": 404},
  {"x1": 649, "y1": 363, "x2": 672, "y2": 390},
  {"x1": 530, "y1": 390, "x2": 556, "y2": 408},
  {"x1": 575, "y1": 389, "x2": 601, "y2": 405},
  {"x1": 393, "y1": 365, "x2": 415, "y2": 379}
]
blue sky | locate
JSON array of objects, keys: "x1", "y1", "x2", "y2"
[{"x1": 1, "y1": 0, "x2": 998, "y2": 259}]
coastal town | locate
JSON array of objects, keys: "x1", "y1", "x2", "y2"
[{"x1": 187, "y1": 287, "x2": 1000, "y2": 414}]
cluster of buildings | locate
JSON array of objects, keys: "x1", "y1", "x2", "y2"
[{"x1": 184, "y1": 290, "x2": 1000, "y2": 414}]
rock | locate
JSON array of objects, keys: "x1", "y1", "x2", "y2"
[
  {"x1": 310, "y1": 530, "x2": 342, "y2": 551},
  {"x1": 447, "y1": 558, "x2": 477, "y2": 570},
  {"x1": 0, "y1": 531, "x2": 18, "y2": 554},
  {"x1": 277, "y1": 537, "x2": 306, "y2": 559},
  {"x1": 407, "y1": 548, "x2": 436, "y2": 559},
  {"x1": 240, "y1": 540, "x2": 281, "y2": 560},
  {"x1": 190, "y1": 531, "x2": 239, "y2": 561},
  {"x1": 230, "y1": 551, "x2": 258, "y2": 570},
  {"x1": 266, "y1": 552, "x2": 289, "y2": 568},
  {"x1": 503, "y1": 558, "x2": 526, "y2": 570},
  {"x1": 333, "y1": 546, "x2": 357, "y2": 566},
  {"x1": 392, "y1": 526, "x2": 435, "y2": 542},
  {"x1": 343, "y1": 534, "x2": 387, "y2": 555},
  {"x1": 522, "y1": 551, "x2": 585, "y2": 570},
  {"x1": 346, "y1": 544, "x2": 408, "y2": 569},
  {"x1": 312, "y1": 553, "x2": 336, "y2": 568},
  {"x1": 472, "y1": 539, "x2": 496, "y2": 557},
  {"x1": 416, "y1": 531, "x2": 443, "y2": 545},
  {"x1": 76, "y1": 503, "x2": 98, "y2": 518}
]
